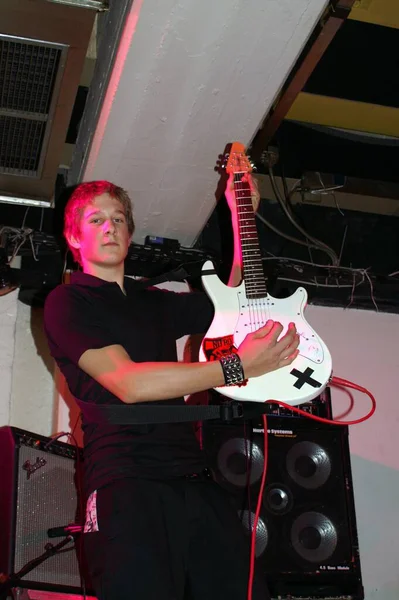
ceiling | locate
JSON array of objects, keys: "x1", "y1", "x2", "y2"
[
  {"x1": 69, "y1": 0, "x2": 330, "y2": 247},
  {"x1": 286, "y1": 0, "x2": 399, "y2": 138},
  {"x1": 1, "y1": 0, "x2": 399, "y2": 311}
]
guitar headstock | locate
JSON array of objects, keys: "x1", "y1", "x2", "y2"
[{"x1": 224, "y1": 142, "x2": 253, "y2": 175}]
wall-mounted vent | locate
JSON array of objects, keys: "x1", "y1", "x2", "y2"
[
  {"x1": 0, "y1": 35, "x2": 67, "y2": 178},
  {"x1": 0, "y1": 0, "x2": 96, "y2": 206}
]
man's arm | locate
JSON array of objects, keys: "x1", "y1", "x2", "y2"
[
  {"x1": 78, "y1": 321, "x2": 299, "y2": 404},
  {"x1": 227, "y1": 205, "x2": 244, "y2": 288},
  {"x1": 79, "y1": 345, "x2": 225, "y2": 403},
  {"x1": 226, "y1": 173, "x2": 260, "y2": 287}
]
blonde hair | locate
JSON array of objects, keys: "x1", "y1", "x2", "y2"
[{"x1": 64, "y1": 180, "x2": 134, "y2": 264}]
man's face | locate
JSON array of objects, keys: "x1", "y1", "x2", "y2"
[{"x1": 71, "y1": 193, "x2": 131, "y2": 268}]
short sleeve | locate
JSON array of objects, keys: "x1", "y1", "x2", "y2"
[
  {"x1": 161, "y1": 290, "x2": 214, "y2": 339},
  {"x1": 44, "y1": 285, "x2": 115, "y2": 366}
]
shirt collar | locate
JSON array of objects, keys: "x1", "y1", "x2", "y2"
[
  {"x1": 70, "y1": 271, "x2": 141, "y2": 293},
  {"x1": 70, "y1": 272, "x2": 113, "y2": 287}
]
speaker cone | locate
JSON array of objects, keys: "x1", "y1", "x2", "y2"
[
  {"x1": 290, "y1": 511, "x2": 338, "y2": 562},
  {"x1": 286, "y1": 441, "x2": 331, "y2": 489},
  {"x1": 216, "y1": 437, "x2": 263, "y2": 487},
  {"x1": 239, "y1": 510, "x2": 269, "y2": 557},
  {"x1": 264, "y1": 483, "x2": 293, "y2": 515}
]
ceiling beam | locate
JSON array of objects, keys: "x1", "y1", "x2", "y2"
[
  {"x1": 349, "y1": 0, "x2": 399, "y2": 30},
  {"x1": 286, "y1": 94, "x2": 399, "y2": 138},
  {"x1": 250, "y1": 0, "x2": 357, "y2": 162}
]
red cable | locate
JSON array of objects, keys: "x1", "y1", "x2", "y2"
[
  {"x1": 246, "y1": 376, "x2": 376, "y2": 600},
  {"x1": 270, "y1": 376, "x2": 376, "y2": 426},
  {"x1": 247, "y1": 413, "x2": 268, "y2": 600}
]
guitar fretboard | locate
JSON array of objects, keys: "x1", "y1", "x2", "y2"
[{"x1": 234, "y1": 172, "x2": 267, "y2": 299}]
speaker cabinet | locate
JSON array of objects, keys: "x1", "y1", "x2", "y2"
[
  {"x1": 0, "y1": 427, "x2": 89, "y2": 594},
  {"x1": 203, "y1": 416, "x2": 364, "y2": 599}
]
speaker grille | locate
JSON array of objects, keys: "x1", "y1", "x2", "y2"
[
  {"x1": 290, "y1": 511, "x2": 338, "y2": 563},
  {"x1": 14, "y1": 446, "x2": 82, "y2": 588},
  {"x1": 203, "y1": 413, "x2": 364, "y2": 598},
  {"x1": 286, "y1": 441, "x2": 332, "y2": 490}
]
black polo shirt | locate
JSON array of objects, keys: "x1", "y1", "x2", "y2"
[{"x1": 44, "y1": 272, "x2": 214, "y2": 496}]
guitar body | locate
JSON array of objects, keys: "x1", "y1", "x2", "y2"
[
  {"x1": 199, "y1": 260, "x2": 332, "y2": 405},
  {"x1": 200, "y1": 142, "x2": 332, "y2": 405}
]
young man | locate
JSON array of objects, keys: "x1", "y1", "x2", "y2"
[{"x1": 44, "y1": 178, "x2": 299, "y2": 600}]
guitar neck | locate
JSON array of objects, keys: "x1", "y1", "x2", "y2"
[{"x1": 234, "y1": 172, "x2": 267, "y2": 299}]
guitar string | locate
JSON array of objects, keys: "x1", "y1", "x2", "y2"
[
  {"x1": 234, "y1": 171, "x2": 263, "y2": 331},
  {"x1": 234, "y1": 171, "x2": 269, "y2": 333}
]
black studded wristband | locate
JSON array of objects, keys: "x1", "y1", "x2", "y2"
[{"x1": 219, "y1": 353, "x2": 245, "y2": 386}]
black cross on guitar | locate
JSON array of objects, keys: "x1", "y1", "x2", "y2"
[{"x1": 290, "y1": 367, "x2": 322, "y2": 390}]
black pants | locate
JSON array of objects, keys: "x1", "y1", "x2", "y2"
[{"x1": 84, "y1": 475, "x2": 270, "y2": 600}]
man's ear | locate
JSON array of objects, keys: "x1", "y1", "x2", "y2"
[{"x1": 67, "y1": 233, "x2": 81, "y2": 250}]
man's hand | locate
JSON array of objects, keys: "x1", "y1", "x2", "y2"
[
  {"x1": 237, "y1": 320, "x2": 300, "y2": 379},
  {"x1": 225, "y1": 172, "x2": 260, "y2": 213}
]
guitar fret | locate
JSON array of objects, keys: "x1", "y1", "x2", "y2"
[
  {"x1": 245, "y1": 276, "x2": 266, "y2": 281},
  {"x1": 244, "y1": 278, "x2": 264, "y2": 281},
  {"x1": 245, "y1": 282, "x2": 267, "y2": 287}
]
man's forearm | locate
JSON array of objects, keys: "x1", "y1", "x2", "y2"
[
  {"x1": 122, "y1": 359, "x2": 226, "y2": 403},
  {"x1": 79, "y1": 345, "x2": 230, "y2": 405},
  {"x1": 227, "y1": 211, "x2": 243, "y2": 288}
]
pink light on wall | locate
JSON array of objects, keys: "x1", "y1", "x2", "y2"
[{"x1": 84, "y1": 0, "x2": 145, "y2": 181}]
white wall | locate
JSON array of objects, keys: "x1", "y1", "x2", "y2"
[
  {"x1": 307, "y1": 305, "x2": 399, "y2": 600},
  {"x1": 0, "y1": 294, "x2": 398, "y2": 599},
  {"x1": 0, "y1": 292, "x2": 54, "y2": 436},
  {"x1": 0, "y1": 289, "x2": 18, "y2": 426},
  {"x1": 10, "y1": 300, "x2": 55, "y2": 436}
]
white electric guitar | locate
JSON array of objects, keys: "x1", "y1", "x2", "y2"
[{"x1": 199, "y1": 142, "x2": 332, "y2": 406}]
